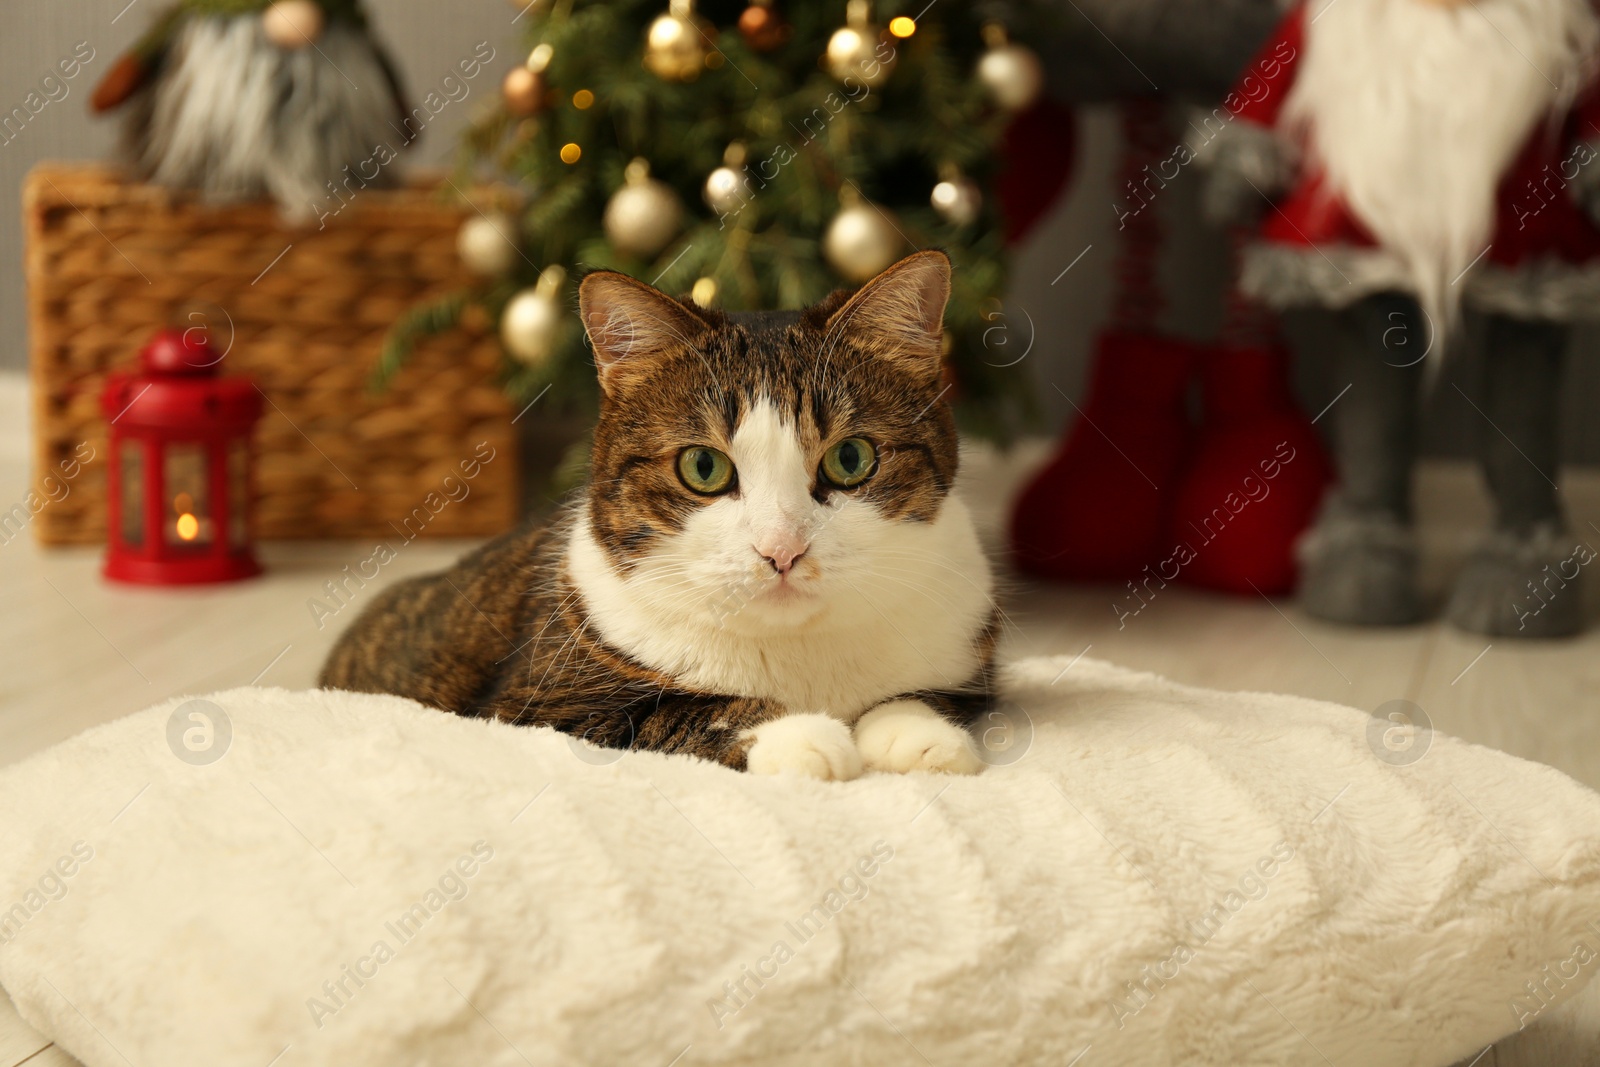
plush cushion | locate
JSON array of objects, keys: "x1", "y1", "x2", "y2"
[{"x1": 2, "y1": 657, "x2": 1599, "y2": 1067}]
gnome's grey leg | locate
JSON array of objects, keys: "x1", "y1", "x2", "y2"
[
  {"x1": 1446, "y1": 314, "x2": 1584, "y2": 638},
  {"x1": 1298, "y1": 293, "x2": 1425, "y2": 626}
]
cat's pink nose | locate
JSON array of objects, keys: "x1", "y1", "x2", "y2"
[{"x1": 756, "y1": 535, "x2": 808, "y2": 575}]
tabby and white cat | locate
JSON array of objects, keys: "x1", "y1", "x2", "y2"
[{"x1": 320, "y1": 251, "x2": 998, "y2": 779}]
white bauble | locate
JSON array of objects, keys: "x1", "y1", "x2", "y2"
[
  {"x1": 931, "y1": 177, "x2": 982, "y2": 227},
  {"x1": 501, "y1": 267, "x2": 567, "y2": 365},
  {"x1": 823, "y1": 201, "x2": 902, "y2": 282},
  {"x1": 604, "y1": 159, "x2": 684, "y2": 260},
  {"x1": 457, "y1": 213, "x2": 519, "y2": 276},
  {"x1": 977, "y1": 42, "x2": 1044, "y2": 110},
  {"x1": 703, "y1": 165, "x2": 748, "y2": 216},
  {"x1": 262, "y1": 0, "x2": 325, "y2": 49}
]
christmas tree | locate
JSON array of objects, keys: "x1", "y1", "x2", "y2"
[{"x1": 382, "y1": 0, "x2": 1046, "y2": 442}]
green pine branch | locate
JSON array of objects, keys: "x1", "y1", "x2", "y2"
[
  {"x1": 395, "y1": 0, "x2": 1044, "y2": 439},
  {"x1": 372, "y1": 290, "x2": 468, "y2": 392}
]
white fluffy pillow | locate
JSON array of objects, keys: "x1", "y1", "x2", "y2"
[{"x1": 2, "y1": 657, "x2": 1598, "y2": 1067}]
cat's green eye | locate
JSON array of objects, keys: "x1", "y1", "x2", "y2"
[
  {"x1": 821, "y1": 438, "x2": 877, "y2": 488},
  {"x1": 677, "y1": 446, "x2": 735, "y2": 495}
]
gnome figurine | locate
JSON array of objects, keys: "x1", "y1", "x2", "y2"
[
  {"x1": 1196, "y1": 0, "x2": 1600, "y2": 636},
  {"x1": 91, "y1": 0, "x2": 409, "y2": 221}
]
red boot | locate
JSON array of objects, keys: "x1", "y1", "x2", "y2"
[
  {"x1": 1164, "y1": 345, "x2": 1332, "y2": 595},
  {"x1": 1009, "y1": 331, "x2": 1198, "y2": 582}
]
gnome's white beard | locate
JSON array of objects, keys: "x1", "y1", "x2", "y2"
[
  {"x1": 141, "y1": 16, "x2": 402, "y2": 222},
  {"x1": 1284, "y1": 0, "x2": 1598, "y2": 326}
]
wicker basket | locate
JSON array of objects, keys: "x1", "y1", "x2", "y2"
[{"x1": 25, "y1": 162, "x2": 519, "y2": 545}]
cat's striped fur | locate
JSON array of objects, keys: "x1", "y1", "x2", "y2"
[{"x1": 320, "y1": 252, "x2": 998, "y2": 777}]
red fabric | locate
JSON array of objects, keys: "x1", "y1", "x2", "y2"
[
  {"x1": 1009, "y1": 331, "x2": 1198, "y2": 582},
  {"x1": 1163, "y1": 345, "x2": 1331, "y2": 596},
  {"x1": 1235, "y1": 2, "x2": 1600, "y2": 269},
  {"x1": 997, "y1": 99, "x2": 1077, "y2": 245},
  {"x1": 1223, "y1": 2, "x2": 1304, "y2": 129}
]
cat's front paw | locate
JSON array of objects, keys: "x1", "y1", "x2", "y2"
[
  {"x1": 745, "y1": 714, "x2": 863, "y2": 781},
  {"x1": 855, "y1": 700, "x2": 983, "y2": 776}
]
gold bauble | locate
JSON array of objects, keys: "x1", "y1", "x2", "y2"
[
  {"x1": 262, "y1": 0, "x2": 324, "y2": 48},
  {"x1": 457, "y1": 213, "x2": 519, "y2": 276},
  {"x1": 604, "y1": 158, "x2": 684, "y2": 260},
  {"x1": 501, "y1": 267, "x2": 567, "y2": 365},
  {"x1": 977, "y1": 25, "x2": 1044, "y2": 111},
  {"x1": 823, "y1": 195, "x2": 902, "y2": 282},
  {"x1": 825, "y1": 0, "x2": 895, "y2": 87},
  {"x1": 646, "y1": 0, "x2": 709, "y2": 82},
  {"x1": 691, "y1": 277, "x2": 718, "y2": 308}
]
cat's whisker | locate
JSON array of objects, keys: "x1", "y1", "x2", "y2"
[
  {"x1": 515, "y1": 584, "x2": 586, "y2": 638},
  {"x1": 866, "y1": 543, "x2": 1022, "y2": 596},
  {"x1": 861, "y1": 550, "x2": 1019, "y2": 619},
  {"x1": 513, "y1": 588, "x2": 589, "y2": 665},
  {"x1": 849, "y1": 568, "x2": 977, "y2": 619},
  {"x1": 320, "y1": 251, "x2": 999, "y2": 773}
]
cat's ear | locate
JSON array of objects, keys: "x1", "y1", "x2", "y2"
[
  {"x1": 823, "y1": 250, "x2": 951, "y2": 377},
  {"x1": 578, "y1": 271, "x2": 709, "y2": 393}
]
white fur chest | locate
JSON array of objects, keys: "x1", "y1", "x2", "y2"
[{"x1": 564, "y1": 497, "x2": 994, "y2": 719}]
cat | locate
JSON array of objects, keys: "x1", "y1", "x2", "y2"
[{"x1": 319, "y1": 250, "x2": 999, "y2": 779}]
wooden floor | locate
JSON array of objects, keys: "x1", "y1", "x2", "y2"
[
  {"x1": 3, "y1": 373, "x2": 1599, "y2": 1065},
  {"x1": 5, "y1": 439, "x2": 1599, "y2": 790}
]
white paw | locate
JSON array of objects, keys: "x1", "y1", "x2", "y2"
[
  {"x1": 855, "y1": 700, "x2": 983, "y2": 776},
  {"x1": 745, "y1": 714, "x2": 863, "y2": 781}
]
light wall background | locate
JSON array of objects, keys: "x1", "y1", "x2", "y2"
[{"x1": 3, "y1": 1, "x2": 1596, "y2": 465}]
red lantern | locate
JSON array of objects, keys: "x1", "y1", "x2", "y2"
[{"x1": 100, "y1": 329, "x2": 264, "y2": 585}]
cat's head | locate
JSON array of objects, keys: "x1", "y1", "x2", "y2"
[{"x1": 576, "y1": 250, "x2": 962, "y2": 631}]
